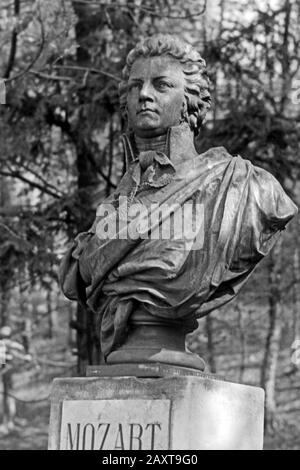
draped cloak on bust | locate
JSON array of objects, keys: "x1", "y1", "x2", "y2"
[{"x1": 60, "y1": 124, "x2": 298, "y2": 357}]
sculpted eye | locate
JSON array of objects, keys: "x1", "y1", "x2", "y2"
[{"x1": 156, "y1": 80, "x2": 172, "y2": 91}]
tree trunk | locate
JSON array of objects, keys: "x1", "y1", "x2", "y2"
[
  {"x1": 292, "y1": 232, "x2": 300, "y2": 344},
  {"x1": 0, "y1": 177, "x2": 11, "y2": 328},
  {"x1": 236, "y1": 302, "x2": 247, "y2": 383},
  {"x1": 1, "y1": 369, "x2": 16, "y2": 432},
  {"x1": 0, "y1": 177, "x2": 15, "y2": 431},
  {"x1": 260, "y1": 238, "x2": 283, "y2": 431},
  {"x1": 205, "y1": 315, "x2": 217, "y2": 373},
  {"x1": 292, "y1": 226, "x2": 300, "y2": 371},
  {"x1": 68, "y1": 302, "x2": 76, "y2": 349},
  {"x1": 46, "y1": 288, "x2": 58, "y2": 339},
  {"x1": 71, "y1": 3, "x2": 112, "y2": 373}
]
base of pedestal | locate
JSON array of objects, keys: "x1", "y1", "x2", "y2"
[
  {"x1": 106, "y1": 310, "x2": 205, "y2": 370},
  {"x1": 106, "y1": 348, "x2": 206, "y2": 371},
  {"x1": 48, "y1": 367, "x2": 264, "y2": 450}
]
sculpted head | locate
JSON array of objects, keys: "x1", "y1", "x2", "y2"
[{"x1": 119, "y1": 34, "x2": 211, "y2": 138}]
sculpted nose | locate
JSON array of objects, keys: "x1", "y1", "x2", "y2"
[{"x1": 139, "y1": 82, "x2": 154, "y2": 102}]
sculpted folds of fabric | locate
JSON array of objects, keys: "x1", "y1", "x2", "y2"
[{"x1": 60, "y1": 125, "x2": 298, "y2": 357}]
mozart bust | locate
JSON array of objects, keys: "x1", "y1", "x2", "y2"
[{"x1": 60, "y1": 34, "x2": 297, "y2": 370}]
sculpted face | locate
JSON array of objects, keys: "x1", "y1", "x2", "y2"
[{"x1": 127, "y1": 56, "x2": 186, "y2": 138}]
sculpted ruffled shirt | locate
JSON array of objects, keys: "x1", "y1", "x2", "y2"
[{"x1": 60, "y1": 124, "x2": 298, "y2": 357}]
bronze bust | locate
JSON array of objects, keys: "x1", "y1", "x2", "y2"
[{"x1": 60, "y1": 34, "x2": 297, "y2": 370}]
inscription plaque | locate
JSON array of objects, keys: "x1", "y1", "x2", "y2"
[{"x1": 60, "y1": 399, "x2": 171, "y2": 450}]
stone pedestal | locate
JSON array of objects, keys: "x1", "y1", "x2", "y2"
[{"x1": 48, "y1": 366, "x2": 264, "y2": 450}]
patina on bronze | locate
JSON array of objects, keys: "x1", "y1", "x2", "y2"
[{"x1": 60, "y1": 34, "x2": 298, "y2": 371}]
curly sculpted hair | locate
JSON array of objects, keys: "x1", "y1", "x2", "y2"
[{"x1": 119, "y1": 34, "x2": 211, "y2": 135}]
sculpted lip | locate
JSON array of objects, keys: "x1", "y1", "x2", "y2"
[{"x1": 137, "y1": 108, "x2": 158, "y2": 115}]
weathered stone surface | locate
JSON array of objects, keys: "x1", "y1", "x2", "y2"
[
  {"x1": 60, "y1": 399, "x2": 170, "y2": 450},
  {"x1": 86, "y1": 362, "x2": 222, "y2": 378},
  {"x1": 48, "y1": 374, "x2": 264, "y2": 450}
]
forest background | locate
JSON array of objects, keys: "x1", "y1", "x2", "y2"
[{"x1": 0, "y1": 0, "x2": 300, "y2": 450}]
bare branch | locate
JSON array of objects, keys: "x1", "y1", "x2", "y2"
[
  {"x1": 0, "y1": 222, "x2": 25, "y2": 240},
  {"x1": 0, "y1": 170, "x2": 62, "y2": 199},
  {"x1": 52, "y1": 64, "x2": 121, "y2": 82},
  {"x1": 29, "y1": 70, "x2": 73, "y2": 82},
  {"x1": 71, "y1": 0, "x2": 207, "y2": 19},
  {"x1": 17, "y1": 162, "x2": 65, "y2": 197},
  {"x1": 97, "y1": 167, "x2": 117, "y2": 189},
  {"x1": 3, "y1": 12, "x2": 45, "y2": 83},
  {"x1": 82, "y1": 148, "x2": 117, "y2": 189},
  {"x1": 3, "y1": 0, "x2": 20, "y2": 79}
]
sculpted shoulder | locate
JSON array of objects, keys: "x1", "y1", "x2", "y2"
[
  {"x1": 197, "y1": 146, "x2": 234, "y2": 168},
  {"x1": 196, "y1": 146, "x2": 297, "y2": 216}
]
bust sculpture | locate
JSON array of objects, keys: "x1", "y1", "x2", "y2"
[{"x1": 60, "y1": 34, "x2": 297, "y2": 371}]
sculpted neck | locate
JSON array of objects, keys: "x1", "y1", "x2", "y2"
[
  {"x1": 134, "y1": 133, "x2": 167, "y2": 153},
  {"x1": 122, "y1": 124, "x2": 197, "y2": 168}
]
